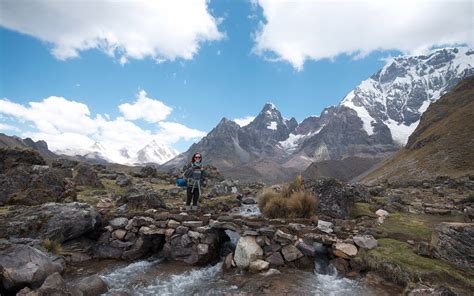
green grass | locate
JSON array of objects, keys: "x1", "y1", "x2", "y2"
[
  {"x1": 42, "y1": 238, "x2": 63, "y2": 255},
  {"x1": 352, "y1": 202, "x2": 377, "y2": 218},
  {"x1": 361, "y1": 238, "x2": 473, "y2": 291},
  {"x1": 378, "y1": 212, "x2": 464, "y2": 241}
]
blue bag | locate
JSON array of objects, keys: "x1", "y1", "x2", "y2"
[{"x1": 176, "y1": 178, "x2": 187, "y2": 187}]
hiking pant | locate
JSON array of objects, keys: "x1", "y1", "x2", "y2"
[{"x1": 186, "y1": 186, "x2": 200, "y2": 206}]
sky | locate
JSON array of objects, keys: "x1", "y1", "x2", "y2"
[{"x1": 0, "y1": 0, "x2": 472, "y2": 154}]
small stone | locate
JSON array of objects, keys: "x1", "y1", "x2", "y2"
[
  {"x1": 224, "y1": 253, "x2": 234, "y2": 271},
  {"x1": 266, "y1": 252, "x2": 284, "y2": 266},
  {"x1": 281, "y1": 245, "x2": 304, "y2": 262},
  {"x1": 333, "y1": 242, "x2": 358, "y2": 258},
  {"x1": 197, "y1": 244, "x2": 209, "y2": 255},
  {"x1": 183, "y1": 221, "x2": 204, "y2": 228},
  {"x1": 263, "y1": 268, "x2": 281, "y2": 276},
  {"x1": 375, "y1": 209, "x2": 389, "y2": 223},
  {"x1": 112, "y1": 229, "x2": 127, "y2": 241},
  {"x1": 188, "y1": 231, "x2": 203, "y2": 240},
  {"x1": 167, "y1": 220, "x2": 181, "y2": 228},
  {"x1": 109, "y1": 217, "x2": 129, "y2": 229},
  {"x1": 317, "y1": 220, "x2": 334, "y2": 234},
  {"x1": 296, "y1": 240, "x2": 315, "y2": 256},
  {"x1": 243, "y1": 230, "x2": 259, "y2": 236},
  {"x1": 353, "y1": 235, "x2": 377, "y2": 250},
  {"x1": 249, "y1": 259, "x2": 270, "y2": 272},
  {"x1": 274, "y1": 229, "x2": 296, "y2": 244},
  {"x1": 104, "y1": 225, "x2": 114, "y2": 232},
  {"x1": 165, "y1": 228, "x2": 175, "y2": 237},
  {"x1": 176, "y1": 226, "x2": 189, "y2": 234}
]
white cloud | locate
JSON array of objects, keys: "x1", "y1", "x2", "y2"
[
  {"x1": 0, "y1": 0, "x2": 223, "y2": 63},
  {"x1": 118, "y1": 90, "x2": 172, "y2": 123},
  {"x1": 0, "y1": 123, "x2": 20, "y2": 132},
  {"x1": 253, "y1": 0, "x2": 473, "y2": 70},
  {"x1": 0, "y1": 91, "x2": 206, "y2": 154},
  {"x1": 234, "y1": 116, "x2": 255, "y2": 127}
]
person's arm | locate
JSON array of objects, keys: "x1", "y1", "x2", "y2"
[{"x1": 182, "y1": 163, "x2": 192, "y2": 178}]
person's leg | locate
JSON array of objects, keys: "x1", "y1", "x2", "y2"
[
  {"x1": 186, "y1": 186, "x2": 193, "y2": 210},
  {"x1": 192, "y1": 188, "x2": 199, "y2": 210}
]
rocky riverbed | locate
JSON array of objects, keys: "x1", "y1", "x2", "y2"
[{"x1": 1, "y1": 148, "x2": 473, "y2": 295}]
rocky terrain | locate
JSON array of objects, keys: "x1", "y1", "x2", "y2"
[
  {"x1": 0, "y1": 146, "x2": 472, "y2": 295},
  {"x1": 163, "y1": 48, "x2": 473, "y2": 183}
]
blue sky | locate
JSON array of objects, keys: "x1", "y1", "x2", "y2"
[{"x1": 0, "y1": 0, "x2": 471, "y2": 154}]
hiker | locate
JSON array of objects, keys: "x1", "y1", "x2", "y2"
[{"x1": 183, "y1": 152, "x2": 207, "y2": 211}]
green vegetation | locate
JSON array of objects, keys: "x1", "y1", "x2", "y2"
[
  {"x1": 466, "y1": 192, "x2": 474, "y2": 203},
  {"x1": 378, "y1": 212, "x2": 464, "y2": 241},
  {"x1": 258, "y1": 181, "x2": 318, "y2": 219},
  {"x1": 351, "y1": 202, "x2": 377, "y2": 218},
  {"x1": 360, "y1": 238, "x2": 473, "y2": 291},
  {"x1": 42, "y1": 238, "x2": 62, "y2": 255}
]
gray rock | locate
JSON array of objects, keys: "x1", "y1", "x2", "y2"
[
  {"x1": 5, "y1": 202, "x2": 100, "y2": 242},
  {"x1": 71, "y1": 274, "x2": 108, "y2": 296},
  {"x1": 73, "y1": 163, "x2": 104, "y2": 188},
  {"x1": 431, "y1": 222, "x2": 474, "y2": 270},
  {"x1": 317, "y1": 220, "x2": 334, "y2": 234},
  {"x1": 274, "y1": 229, "x2": 296, "y2": 244},
  {"x1": 116, "y1": 174, "x2": 132, "y2": 187},
  {"x1": 353, "y1": 235, "x2": 378, "y2": 249},
  {"x1": 249, "y1": 259, "x2": 270, "y2": 272},
  {"x1": 182, "y1": 221, "x2": 204, "y2": 228},
  {"x1": 266, "y1": 252, "x2": 284, "y2": 266},
  {"x1": 109, "y1": 217, "x2": 129, "y2": 229},
  {"x1": 0, "y1": 244, "x2": 64, "y2": 292},
  {"x1": 281, "y1": 245, "x2": 304, "y2": 262},
  {"x1": 34, "y1": 272, "x2": 70, "y2": 295},
  {"x1": 234, "y1": 236, "x2": 263, "y2": 269},
  {"x1": 296, "y1": 240, "x2": 315, "y2": 257}
]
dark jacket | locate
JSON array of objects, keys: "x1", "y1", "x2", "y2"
[{"x1": 183, "y1": 162, "x2": 207, "y2": 189}]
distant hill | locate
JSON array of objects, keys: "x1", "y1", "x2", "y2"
[
  {"x1": 361, "y1": 76, "x2": 474, "y2": 184},
  {"x1": 0, "y1": 133, "x2": 57, "y2": 159},
  {"x1": 302, "y1": 157, "x2": 382, "y2": 182}
]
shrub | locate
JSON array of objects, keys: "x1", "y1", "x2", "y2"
[
  {"x1": 287, "y1": 190, "x2": 318, "y2": 218},
  {"x1": 42, "y1": 238, "x2": 62, "y2": 255},
  {"x1": 258, "y1": 190, "x2": 280, "y2": 211},
  {"x1": 258, "y1": 186, "x2": 318, "y2": 219}
]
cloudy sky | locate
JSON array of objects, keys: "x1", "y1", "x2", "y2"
[{"x1": 0, "y1": 0, "x2": 472, "y2": 153}]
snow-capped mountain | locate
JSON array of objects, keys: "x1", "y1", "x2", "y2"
[
  {"x1": 136, "y1": 140, "x2": 179, "y2": 164},
  {"x1": 164, "y1": 47, "x2": 473, "y2": 176},
  {"x1": 342, "y1": 47, "x2": 473, "y2": 144},
  {"x1": 56, "y1": 140, "x2": 178, "y2": 165}
]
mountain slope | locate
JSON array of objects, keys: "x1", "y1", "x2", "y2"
[
  {"x1": 361, "y1": 76, "x2": 474, "y2": 184},
  {"x1": 0, "y1": 133, "x2": 57, "y2": 159}
]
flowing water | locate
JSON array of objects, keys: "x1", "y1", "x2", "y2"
[{"x1": 97, "y1": 257, "x2": 399, "y2": 296}]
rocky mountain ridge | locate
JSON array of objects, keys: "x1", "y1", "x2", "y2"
[{"x1": 164, "y1": 47, "x2": 473, "y2": 180}]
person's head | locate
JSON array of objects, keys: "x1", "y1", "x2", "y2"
[{"x1": 191, "y1": 152, "x2": 202, "y2": 163}]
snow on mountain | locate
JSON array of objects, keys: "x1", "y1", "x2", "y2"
[
  {"x1": 135, "y1": 140, "x2": 179, "y2": 164},
  {"x1": 55, "y1": 140, "x2": 178, "y2": 165},
  {"x1": 341, "y1": 47, "x2": 473, "y2": 144}
]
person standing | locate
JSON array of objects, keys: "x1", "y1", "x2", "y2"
[{"x1": 183, "y1": 152, "x2": 206, "y2": 211}]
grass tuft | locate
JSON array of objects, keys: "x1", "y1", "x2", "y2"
[
  {"x1": 258, "y1": 185, "x2": 318, "y2": 219},
  {"x1": 42, "y1": 238, "x2": 62, "y2": 255}
]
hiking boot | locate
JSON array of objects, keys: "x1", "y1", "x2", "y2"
[
  {"x1": 191, "y1": 205, "x2": 198, "y2": 211},
  {"x1": 185, "y1": 205, "x2": 191, "y2": 211}
]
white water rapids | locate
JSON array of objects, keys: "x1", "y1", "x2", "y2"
[{"x1": 99, "y1": 258, "x2": 382, "y2": 296}]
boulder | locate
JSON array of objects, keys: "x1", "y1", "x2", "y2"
[
  {"x1": 274, "y1": 229, "x2": 296, "y2": 244},
  {"x1": 375, "y1": 209, "x2": 389, "y2": 223},
  {"x1": 0, "y1": 244, "x2": 64, "y2": 292},
  {"x1": 281, "y1": 245, "x2": 304, "y2": 262},
  {"x1": 249, "y1": 259, "x2": 270, "y2": 272},
  {"x1": 73, "y1": 163, "x2": 104, "y2": 188},
  {"x1": 109, "y1": 217, "x2": 129, "y2": 229},
  {"x1": 0, "y1": 149, "x2": 72, "y2": 206},
  {"x1": 31, "y1": 272, "x2": 71, "y2": 295},
  {"x1": 5, "y1": 202, "x2": 101, "y2": 242},
  {"x1": 333, "y1": 242, "x2": 358, "y2": 258},
  {"x1": 296, "y1": 240, "x2": 316, "y2": 257},
  {"x1": 309, "y1": 178, "x2": 356, "y2": 219},
  {"x1": 431, "y1": 222, "x2": 474, "y2": 270},
  {"x1": 234, "y1": 236, "x2": 263, "y2": 269},
  {"x1": 116, "y1": 175, "x2": 132, "y2": 187},
  {"x1": 139, "y1": 166, "x2": 158, "y2": 178},
  {"x1": 124, "y1": 187, "x2": 166, "y2": 210},
  {"x1": 71, "y1": 274, "x2": 108, "y2": 296},
  {"x1": 353, "y1": 235, "x2": 378, "y2": 249}
]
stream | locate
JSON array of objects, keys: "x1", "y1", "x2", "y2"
[{"x1": 83, "y1": 256, "x2": 400, "y2": 296}]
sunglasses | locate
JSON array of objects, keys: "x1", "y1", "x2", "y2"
[{"x1": 194, "y1": 156, "x2": 201, "y2": 159}]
